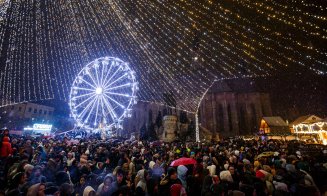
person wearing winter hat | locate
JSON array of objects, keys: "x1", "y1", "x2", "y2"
[
  {"x1": 177, "y1": 165, "x2": 188, "y2": 188},
  {"x1": 207, "y1": 164, "x2": 216, "y2": 176},
  {"x1": 255, "y1": 170, "x2": 265, "y2": 180},
  {"x1": 224, "y1": 163, "x2": 229, "y2": 170}
]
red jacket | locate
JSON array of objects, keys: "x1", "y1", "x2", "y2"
[{"x1": 0, "y1": 136, "x2": 13, "y2": 157}]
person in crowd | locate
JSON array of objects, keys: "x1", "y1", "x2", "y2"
[
  {"x1": 96, "y1": 174, "x2": 113, "y2": 196},
  {"x1": 0, "y1": 133, "x2": 326, "y2": 196},
  {"x1": 0, "y1": 134, "x2": 12, "y2": 158},
  {"x1": 177, "y1": 165, "x2": 188, "y2": 189},
  {"x1": 110, "y1": 168, "x2": 128, "y2": 195},
  {"x1": 26, "y1": 183, "x2": 46, "y2": 196},
  {"x1": 159, "y1": 167, "x2": 182, "y2": 196},
  {"x1": 75, "y1": 174, "x2": 87, "y2": 196},
  {"x1": 135, "y1": 169, "x2": 149, "y2": 195}
]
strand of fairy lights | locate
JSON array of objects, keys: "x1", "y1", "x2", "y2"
[
  {"x1": 0, "y1": 0, "x2": 326, "y2": 112},
  {"x1": 106, "y1": 0, "x2": 200, "y2": 109},
  {"x1": 221, "y1": 1, "x2": 327, "y2": 64},
  {"x1": 196, "y1": 0, "x2": 326, "y2": 73},
  {"x1": 110, "y1": 0, "x2": 213, "y2": 108}
]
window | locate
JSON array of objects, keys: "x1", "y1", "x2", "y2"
[
  {"x1": 28, "y1": 108, "x2": 32, "y2": 112},
  {"x1": 19, "y1": 107, "x2": 22, "y2": 111},
  {"x1": 34, "y1": 109, "x2": 37, "y2": 114},
  {"x1": 39, "y1": 109, "x2": 42, "y2": 114},
  {"x1": 44, "y1": 110, "x2": 47, "y2": 115}
]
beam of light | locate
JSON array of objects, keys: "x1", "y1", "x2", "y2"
[
  {"x1": 101, "y1": 60, "x2": 114, "y2": 86},
  {"x1": 100, "y1": 61, "x2": 106, "y2": 85},
  {"x1": 103, "y1": 93, "x2": 125, "y2": 109},
  {"x1": 106, "y1": 83, "x2": 131, "y2": 91},
  {"x1": 74, "y1": 94, "x2": 97, "y2": 108},
  {"x1": 102, "y1": 94, "x2": 118, "y2": 119},
  {"x1": 71, "y1": 91, "x2": 96, "y2": 100},
  {"x1": 106, "y1": 73, "x2": 128, "y2": 88},
  {"x1": 78, "y1": 77, "x2": 97, "y2": 89},
  {"x1": 103, "y1": 66, "x2": 121, "y2": 88},
  {"x1": 94, "y1": 63, "x2": 100, "y2": 86},
  {"x1": 72, "y1": 86, "x2": 94, "y2": 92},
  {"x1": 84, "y1": 96, "x2": 98, "y2": 124},
  {"x1": 77, "y1": 95, "x2": 98, "y2": 120},
  {"x1": 105, "y1": 91, "x2": 132, "y2": 98},
  {"x1": 85, "y1": 67, "x2": 99, "y2": 87}
]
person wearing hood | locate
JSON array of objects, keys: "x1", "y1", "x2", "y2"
[
  {"x1": 177, "y1": 165, "x2": 188, "y2": 189},
  {"x1": 135, "y1": 169, "x2": 149, "y2": 196},
  {"x1": 83, "y1": 186, "x2": 96, "y2": 196},
  {"x1": 96, "y1": 174, "x2": 113, "y2": 196}
]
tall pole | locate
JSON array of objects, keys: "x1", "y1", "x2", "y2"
[
  {"x1": 195, "y1": 79, "x2": 218, "y2": 142},
  {"x1": 195, "y1": 113, "x2": 200, "y2": 142}
]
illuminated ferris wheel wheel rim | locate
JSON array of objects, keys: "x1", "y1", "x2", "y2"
[{"x1": 69, "y1": 56, "x2": 138, "y2": 129}]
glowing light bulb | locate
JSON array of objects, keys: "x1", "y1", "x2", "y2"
[{"x1": 95, "y1": 87, "x2": 103, "y2": 95}]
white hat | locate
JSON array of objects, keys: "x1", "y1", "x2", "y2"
[
  {"x1": 224, "y1": 163, "x2": 229, "y2": 170},
  {"x1": 220, "y1": 170, "x2": 233, "y2": 182}
]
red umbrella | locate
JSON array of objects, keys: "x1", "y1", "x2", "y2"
[{"x1": 170, "y1": 157, "x2": 196, "y2": 166}]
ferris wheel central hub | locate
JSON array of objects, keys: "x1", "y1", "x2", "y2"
[{"x1": 95, "y1": 87, "x2": 103, "y2": 95}]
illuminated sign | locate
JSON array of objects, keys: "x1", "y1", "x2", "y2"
[{"x1": 33, "y1": 124, "x2": 52, "y2": 131}]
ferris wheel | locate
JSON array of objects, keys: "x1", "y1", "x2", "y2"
[{"x1": 69, "y1": 57, "x2": 138, "y2": 129}]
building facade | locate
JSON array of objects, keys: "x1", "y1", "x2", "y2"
[
  {"x1": 0, "y1": 102, "x2": 54, "y2": 120},
  {"x1": 123, "y1": 101, "x2": 194, "y2": 139},
  {"x1": 199, "y1": 80, "x2": 272, "y2": 138}
]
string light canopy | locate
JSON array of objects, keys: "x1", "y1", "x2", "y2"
[{"x1": 0, "y1": 0, "x2": 326, "y2": 113}]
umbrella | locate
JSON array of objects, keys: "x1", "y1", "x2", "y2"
[{"x1": 170, "y1": 157, "x2": 196, "y2": 166}]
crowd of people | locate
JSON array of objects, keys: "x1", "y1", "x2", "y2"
[{"x1": 0, "y1": 128, "x2": 327, "y2": 196}]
